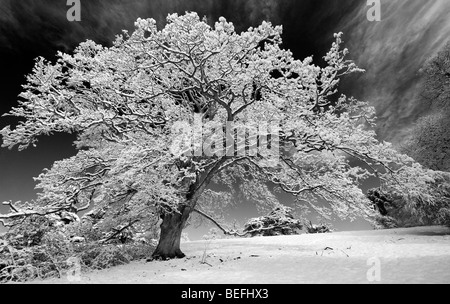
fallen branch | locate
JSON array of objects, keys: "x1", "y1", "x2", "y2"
[{"x1": 193, "y1": 208, "x2": 281, "y2": 237}]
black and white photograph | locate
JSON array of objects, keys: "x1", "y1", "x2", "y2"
[{"x1": 0, "y1": 0, "x2": 449, "y2": 287}]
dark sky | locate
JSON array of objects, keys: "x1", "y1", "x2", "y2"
[{"x1": 1, "y1": 0, "x2": 449, "y2": 236}]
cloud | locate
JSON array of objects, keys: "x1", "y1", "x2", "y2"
[{"x1": 337, "y1": 0, "x2": 450, "y2": 143}]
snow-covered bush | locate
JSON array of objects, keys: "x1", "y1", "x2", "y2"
[
  {"x1": 0, "y1": 211, "x2": 156, "y2": 283},
  {"x1": 243, "y1": 207, "x2": 303, "y2": 237}
]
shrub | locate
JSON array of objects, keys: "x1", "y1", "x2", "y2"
[
  {"x1": 0, "y1": 213, "x2": 156, "y2": 283},
  {"x1": 243, "y1": 206, "x2": 303, "y2": 237}
]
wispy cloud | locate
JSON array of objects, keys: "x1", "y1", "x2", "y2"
[{"x1": 337, "y1": 0, "x2": 450, "y2": 143}]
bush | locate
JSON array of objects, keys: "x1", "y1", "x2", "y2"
[
  {"x1": 5, "y1": 215, "x2": 55, "y2": 249},
  {"x1": 243, "y1": 206, "x2": 303, "y2": 237},
  {"x1": 0, "y1": 213, "x2": 157, "y2": 283},
  {"x1": 0, "y1": 236, "x2": 155, "y2": 283},
  {"x1": 79, "y1": 244, "x2": 129, "y2": 270}
]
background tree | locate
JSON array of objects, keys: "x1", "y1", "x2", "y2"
[
  {"x1": 1, "y1": 13, "x2": 448, "y2": 260},
  {"x1": 368, "y1": 170, "x2": 450, "y2": 229},
  {"x1": 400, "y1": 42, "x2": 450, "y2": 171}
]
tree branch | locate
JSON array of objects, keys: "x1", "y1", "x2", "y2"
[
  {"x1": 193, "y1": 208, "x2": 287, "y2": 237},
  {"x1": 100, "y1": 219, "x2": 140, "y2": 244}
]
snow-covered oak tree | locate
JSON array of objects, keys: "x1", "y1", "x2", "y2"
[{"x1": 1, "y1": 13, "x2": 447, "y2": 259}]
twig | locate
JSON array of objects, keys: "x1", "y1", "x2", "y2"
[
  {"x1": 200, "y1": 238, "x2": 213, "y2": 266},
  {"x1": 339, "y1": 249, "x2": 350, "y2": 258},
  {"x1": 7, "y1": 246, "x2": 16, "y2": 267}
]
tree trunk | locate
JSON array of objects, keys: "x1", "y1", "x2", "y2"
[
  {"x1": 150, "y1": 157, "x2": 228, "y2": 260},
  {"x1": 151, "y1": 206, "x2": 191, "y2": 260}
]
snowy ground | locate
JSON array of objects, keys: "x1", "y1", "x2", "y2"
[{"x1": 30, "y1": 226, "x2": 450, "y2": 284}]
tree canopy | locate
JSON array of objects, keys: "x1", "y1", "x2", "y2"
[{"x1": 1, "y1": 12, "x2": 448, "y2": 259}]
